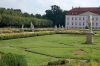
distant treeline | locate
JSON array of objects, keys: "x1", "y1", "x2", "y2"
[
  {"x1": 0, "y1": 8, "x2": 53, "y2": 28},
  {"x1": 0, "y1": 5, "x2": 67, "y2": 28}
]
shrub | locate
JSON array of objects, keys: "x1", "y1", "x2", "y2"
[
  {"x1": 47, "y1": 59, "x2": 66, "y2": 66},
  {"x1": 0, "y1": 53, "x2": 27, "y2": 66}
]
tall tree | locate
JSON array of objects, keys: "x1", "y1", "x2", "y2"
[
  {"x1": 45, "y1": 5, "x2": 65, "y2": 26},
  {"x1": 35, "y1": 14, "x2": 42, "y2": 18},
  {"x1": 0, "y1": 8, "x2": 53, "y2": 27}
]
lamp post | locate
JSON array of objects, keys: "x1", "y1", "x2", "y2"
[{"x1": 85, "y1": 15, "x2": 93, "y2": 44}]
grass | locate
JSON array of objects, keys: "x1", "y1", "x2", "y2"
[{"x1": 0, "y1": 34, "x2": 100, "y2": 66}]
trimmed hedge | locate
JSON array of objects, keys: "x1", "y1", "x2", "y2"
[
  {"x1": 0, "y1": 30, "x2": 93, "y2": 40},
  {"x1": 56, "y1": 31, "x2": 86, "y2": 35},
  {"x1": 47, "y1": 59, "x2": 66, "y2": 66},
  {"x1": 0, "y1": 31, "x2": 55, "y2": 40}
]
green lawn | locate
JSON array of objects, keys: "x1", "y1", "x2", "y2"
[{"x1": 0, "y1": 34, "x2": 100, "y2": 66}]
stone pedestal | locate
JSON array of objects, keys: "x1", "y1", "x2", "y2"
[{"x1": 85, "y1": 32, "x2": 93, "y2": 44}]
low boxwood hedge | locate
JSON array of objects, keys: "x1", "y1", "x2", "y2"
[
  {"x1": 47, "y1": 59, "x2": 66, "y2": 66},
  {"x1": 0, "y1": 31, "x2": 55, "y2": 40}
]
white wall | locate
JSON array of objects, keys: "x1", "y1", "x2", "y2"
[{"x1": 65, "y1": 15, "x2": 100, "y2": 29}]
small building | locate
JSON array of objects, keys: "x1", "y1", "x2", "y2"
[{"x1": 65, "y1": 7, "x2": 100, "y2": 29}]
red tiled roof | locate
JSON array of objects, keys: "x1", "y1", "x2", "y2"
[{"x1": 66, "y1": 7, "x2": 100, "y2": 15}]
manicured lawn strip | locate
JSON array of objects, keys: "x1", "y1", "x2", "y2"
[
  {"x1": 0, "y1": 47, "x2": 57, "y2": 66},
  {"x1": 29, "y1": 47, "x2": 100, "y2": 60},
  {"x1": 0, "y1": 34, "x2": 100, "y2": 65}
]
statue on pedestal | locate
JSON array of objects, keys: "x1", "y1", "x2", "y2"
[
  {"x1": 30, "y1": 22, "x2": 34, "y2": 32},
  {"x1": 85, "y1": 15, "x2": 93, "y2": 44},
  {"x1": 54, "y1": 25, "x2": 57, "y2": 31}
]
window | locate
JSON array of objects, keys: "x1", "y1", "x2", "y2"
[
  {"x1": 83, "y1": 17, "x2": 84, "y2": 20},
  {"x1": 83, "y1": 22, "x2": 84, "y2": 26},
  {"x1": 96, "y1": 18, "x2": 98, "y2": 21},
  {"x1": 72, "y1": 22, "x2": 73, "y2": 25},
  {"x1": 72, "y1": 17, "x2": 74, "y2": 20},
  {"x1": 75, "y1": 22, "x2": 77, "y2": 25},
  {"x1": 67, "y1": 22, "x2": 69, "y2": 25},
  {"x1": 75, "y1": 17, "x2": 77, "y2": 20},
  {"x1": 79, "y1": 17, "x2": 81, "y2": 20},
  {"x1": 92, "y1": 22, "x2": 94, "y2": 26},
  {"x1": 79, "y1": 22, "x2": 81, "y2": 26},
  {"x1": 92, "y1": 18, "x2": 94, "y2": 20},
  {"x1": 67, "y1": 17, "x2": 69, "y2": 20},
  {"x1": 96, "y1": 23, "x2": 98, "y2": 26}
]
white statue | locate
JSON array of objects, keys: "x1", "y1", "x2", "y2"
[
  {"x1": 22, "y1": 24, "x2": 24, "y2": 29},
  {"x1": 85, "y1": 15, "x2": 93, "y2": 44},
  {"x1": 30, "y1": 22, "x2": 34, "y2": 29},
  {"x1": 54, "y1": 25, "x2": 57, "y2": 30},
  {"x1": 21, "y1": 24, "x2": 24, "y2": 32},
  {"x1": 59, "y1": 24, "x2": 61, "y2": 28}
]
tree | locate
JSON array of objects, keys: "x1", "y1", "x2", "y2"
[
  {"x1": 35, "y1": 14, "x2": 42, "y2": 18},
  {"x1": 0, "y1": 8, "x2": 5, "y2": 14},
  {"x1": 23, "y1": 12, "x2": 30, "y2": 17},
  {"x1": 0, "y1": 15, "x2": 2, "y2": 22},
  {"x1": 45, "y1": 5, "x2": 65, "y2": 26},
  {"x1": 0, "y1": 7, "x2": 52, "y2": 27}
]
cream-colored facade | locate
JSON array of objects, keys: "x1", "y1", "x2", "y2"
[{"x1": 65, "y1": 12, "x2": 100, "y2": 29}]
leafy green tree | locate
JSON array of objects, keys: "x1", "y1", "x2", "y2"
[
  {"x1": 23, "y1": 12, "x2": 30, "y2": 17},
  {"x1": 45, "y1": 5, "x2": 65, "y2": 26},
  {"x1": 35, "y1": 14, "x2": 42, "y2": 18},
  {"x1": 0, "y1": 7, "x2": 53, "y2": 27}
]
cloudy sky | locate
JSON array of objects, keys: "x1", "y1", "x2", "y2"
[{"x1": 0, "y1": 0, "x2": 99, "y2": 14}]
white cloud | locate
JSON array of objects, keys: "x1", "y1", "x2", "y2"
[
  {"x1": 73, "y1": 0, "x2": 99, "y2": 6},
  {"x1": 0, "y1": 0, "x2": 99, "y2": 14}
]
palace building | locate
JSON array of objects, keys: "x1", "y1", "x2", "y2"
[{"x1": 65, "y1": 7, "x2": 100, "y2": 29}]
